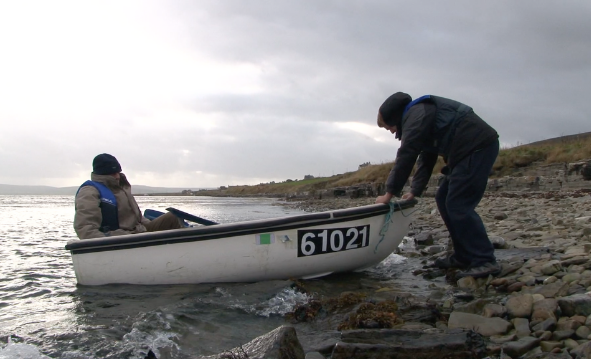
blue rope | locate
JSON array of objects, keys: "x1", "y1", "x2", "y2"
[
  {"x1": 373, "y1": 201, "x2": 420, "y2": 254},
  {"x1": 373, "y1": 202, "x2": 395, "y2": 254}
]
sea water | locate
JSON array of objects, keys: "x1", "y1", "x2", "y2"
[{"x1": 0, "y1": 195, "x2": 424, "y2": 359}]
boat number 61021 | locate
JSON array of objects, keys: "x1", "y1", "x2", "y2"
[{"x1": 297, "y1": 225, "x2": 370, "y2": 257}]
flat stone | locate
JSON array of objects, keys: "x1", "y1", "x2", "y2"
[
  {"x1": 567, "y1": 284, "x2": 587, "y2": 296},
  {"x1": 483, "y1": 303, "x2": 507, "y2": 318},
  {"x1": 519, "y1": 275, "x2": 537, "y2": 286},
  {"x1": 552, "y1": 329, "x2": 575, "y2": 341},
  {"x1": 457, "y1": 277, "x2": 478, "y2": 290},
  {"x1": 541, "y1": 260, "x2": 562, "y2": 275},
  {"x1": 539, "y1": 331, "x2": 553, "y2": 341},
  {"x1": 490, "y1": 278, "x2": 508, "y2": 287},
  {"x1": 503, "y1": 232, "x2": 524, "y2": 241},
  {"x1": 499, "y1": 262, "x2": 523, "y2": 277},
  {"x1": 563, "y1": 273, "x2": 582, "y2": 283},
  {"x1": 448, "y1": 312, "x2": 511, "y2": 337},
  {"x1": 532, "y1": 318, "x2": 557, "y2": 332},
  {"x1": 506, "y1": 293, "x2": 534, "y2": 318},
  {"x1": 564, "y1": 338, "x2": 580, "y2": 350},
  {"x1": 532, "y1": 298, "x2": 559, "y2": 319},
  {"x1": 558, "y1": 293, "x2": 591, "y2": 316},
  {"x1": 423, "y1": 245, "x2": 446, "y2": 254},
  {"x1": 556, "y1": 319, "x2": 582, "y2": 331},
  {"x1": 568, "y1": 265, "x2": 587, "y2": 274},
  {"x1": 570, "y1": 340, "x2": 591, "y2": 358},
  {"x1": 535, "y1": 282, "x2": 569, "y2": 298},
  {"x1": 502, "y1": 336, "x2": 540, "y2": 358},
  {"x1": 507, "y1": 282, "x2": 526, "y2": 293},
  {"x1": 305, "y1": 352, "x2": 325, "y2": 359},
  {"x1": 532, "y1": 308, "x2": 557, "y2": 322},
  {"x1": 489, "y1": 333, "x2": 516, "y2": 344},
  {"x1": 576, "y1": 325, "x2": 591, "y2": 339},
  {"x1": 572, "y1": 315, "x2": 587, "y2": 325},
  {"x1": 540, "y1": 341, "x2": 564, "y2": 352},
  {"x1": 334, "y1": 329, "x2": 487, "y2": 359},
  {"x1": 513, "y1": 318, "x2": 532, "y2": 338},
  {"x1": 453, "y1": 298, "x2": 493, "y2": 315},
  {"x1": 491, "y1": 235, "x2": 508, "y2": 248},
  {"x1": 415, "y1": 232, "x2": 434, "y2": 246}
]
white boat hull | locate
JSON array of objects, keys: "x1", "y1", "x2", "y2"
[{"x1": 66, "y1": 202, "x2": 415, "y2": 285}]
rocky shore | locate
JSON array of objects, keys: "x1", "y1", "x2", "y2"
[{"x1": 194, "y1": 189, "x2": 591, "y2": 359}]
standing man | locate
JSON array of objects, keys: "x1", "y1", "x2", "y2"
[
  {"x1": 74, "y1": 153, "x2": 183, "y2": 239},
  {"x1": 375, "y1": 92, "x2": 500, "y2": 279}
]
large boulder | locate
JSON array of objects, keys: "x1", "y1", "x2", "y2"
[{"x1": 203, "y1": 325, "x2": 305, "y2": 359}]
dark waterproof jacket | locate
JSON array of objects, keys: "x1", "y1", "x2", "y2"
[{"x1": 386, "y1": 96, "x2": 498, "y2": 197}]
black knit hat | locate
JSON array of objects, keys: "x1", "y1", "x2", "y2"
[
  {"x1": 379, "y1": 92, "x2": 412, "y2": 127},
  {"x1": 92, "y1": 153, "x2": 122, "y2": 175}
]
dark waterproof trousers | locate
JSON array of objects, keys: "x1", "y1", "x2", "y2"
[
  {"x1": 435, "y1": 140, "x2": 499, "y2": 268},
  {"x1": 145, "y1": 212, "x2": 183, "y2": 232}
]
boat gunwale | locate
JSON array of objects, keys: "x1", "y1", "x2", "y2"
[{"x1": 66, "y1": 200, "x2": 416, "y2": 254}]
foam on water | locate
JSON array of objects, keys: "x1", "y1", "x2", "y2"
[
  {"x1": 198, "y1": 282, "x2": 309, "y2": 317},
  {"x1": 361, "y1": 252, "x2": 408, "y2": 278},
  {"x1": 244, "y1": 288, "x2": 310, "y2": 317},
  {"x1": 0, "y1": 338, "x2": 50, "y2": 359},
  {"x1": 122, "y1": 328, "x2": 179, "y2": 359}
]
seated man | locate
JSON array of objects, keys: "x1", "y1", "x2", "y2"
[{"x1": 74, "y1": 153, "x2": 183, "y2": 239}]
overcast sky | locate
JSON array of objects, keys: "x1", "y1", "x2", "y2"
[{"x1": 1, "y1": 1, "x2": 589, "y2": 188}]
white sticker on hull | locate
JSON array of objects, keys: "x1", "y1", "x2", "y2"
[{"x1": 255, "y1": 233, "x2": 275, "y2": 245}]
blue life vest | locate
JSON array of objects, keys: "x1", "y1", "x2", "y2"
[
  {"x1": 77, "y1": 180, "x2": 120, "y2": 233},
  {"x1": 402, "y1": 95, "x2": 473, "y2": 155}
]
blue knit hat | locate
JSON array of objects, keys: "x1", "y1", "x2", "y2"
[{"x1": 92, "y1": 153, "x2": 122, "y2": 175}]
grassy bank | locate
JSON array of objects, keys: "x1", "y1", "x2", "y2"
[
  {"x1": 195, "y1": 133, "x2": 591, "y2": 197},
  {"x1": 493, "y1": 132, "x2": 591, "y2": 176}
]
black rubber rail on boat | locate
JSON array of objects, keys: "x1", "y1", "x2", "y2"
[{"x1": 166, "y1": 207, "x2": 218, "y2": 226}]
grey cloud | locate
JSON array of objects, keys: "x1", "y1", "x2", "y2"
[
  {"x1": 1, "y1": 1, "x2": 590, "y2": 187},
  {"x1": 167, "y1": 1, "x2": 591, "y2": 145}
]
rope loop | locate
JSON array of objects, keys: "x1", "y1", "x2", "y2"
[
  {"x1": 374, "y1": 201, "x2": 396, "y2": 253},
  {"x1": 373, "y1": 201, "x2": 419, "y2": 254}
]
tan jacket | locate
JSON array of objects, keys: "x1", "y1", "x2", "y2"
[{"x1": 74, "y1": 173, "x2": 150, "y2": 239}]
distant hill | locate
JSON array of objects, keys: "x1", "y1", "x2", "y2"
[
  {"x1": 0, "y1": 184, "x2": 205, "y2": 196},
  {"x1": 521, "y1": 131, "x2": 591, "y2": 147}
]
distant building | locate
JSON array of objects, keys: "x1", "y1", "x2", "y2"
[
  {"x1": 358, "y1": 162, "x2": 371, "y2": 169},
  {"x1": 303, "y1": 175, "x2": 314, "y2": 180}
]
